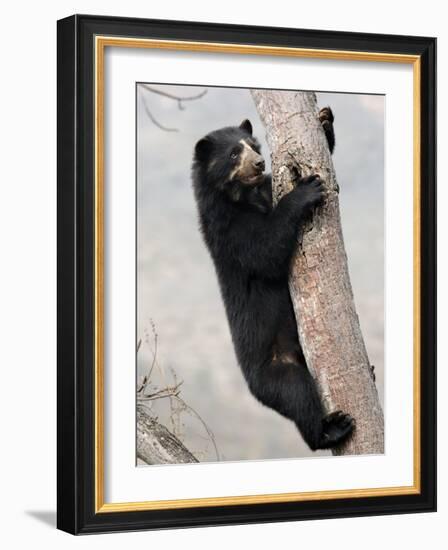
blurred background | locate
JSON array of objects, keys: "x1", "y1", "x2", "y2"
[{"x1": 136, "y1": 84, "x2": 384, "y2": 462}]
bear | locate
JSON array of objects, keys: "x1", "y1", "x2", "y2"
[{"x1": 191, "y1": 107, "x2": 354, "y2": 451}]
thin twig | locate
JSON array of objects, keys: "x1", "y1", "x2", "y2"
[
  {"x1": 140, "y1": 95, "x2": 179, "y2": 132},
  {"x1": 137, "y1": 324, "x2": 159, "y2": 393},
  {"x1": 136, "y1": 321, "x2": 220, "y2": 460},
  {"x1": 139, "y1": 84, "x2": 207, "y2": 131},
  {"x1": 173, "y1": 395, "x2": 220, "y2": 461},
  {"x1": 140, "y1": 84, "x2": 207, "y2": 107},
  {"x1": 138, "y1": 390, "x2": 181, "y2": 403},
  {"x1": 138, "y1": 381, "x2": 184, "y2": 401},
  {"x1": 147, "y1": 328, "x2": 158, "y2": 382}
]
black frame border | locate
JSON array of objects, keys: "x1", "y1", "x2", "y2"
[{"x1": 57, "y1": 14, "x2": 436, "y2": 534}]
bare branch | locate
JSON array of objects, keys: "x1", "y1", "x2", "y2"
[
  {"x1": 140, "y1": 84, "x2": 207, "y2": 108},
  {"x1": 173, "y1": 395, "x2": 220, "y2": 461},
  {"x1": 138, "y1": 381, "x2": 184, "y2": 402},
  {"x1": 137, "y1": 406, "x2": 198, "y2": 465},
  {"x1": 136, "y1": 321, "x2": 220, "y2": 462},
  {"x1": 140, "y1": 94, "x2": 179, "y2": 132},
  {"x1": 139, "y1": 84, "x2": 207, "y2": 131}
]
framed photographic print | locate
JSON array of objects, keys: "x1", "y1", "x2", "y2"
[{"x1": 57, "y1": 14, "x2": 436, "y2": 534}]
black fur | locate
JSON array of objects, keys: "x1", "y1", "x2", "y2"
[
  {"x1": 191, "y1": 110, "x2": 353, "y2": 451},
  {"x1": 319, "y1": 106, "x2": 336, "y2": 154}
]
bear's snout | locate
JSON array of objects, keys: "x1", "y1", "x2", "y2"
[{"x1": 253, "y1": 157, "x2": 265, "y2": 172}]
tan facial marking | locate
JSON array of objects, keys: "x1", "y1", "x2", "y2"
[{"x1": 229, "y1": 140, "x2": 260, "y2": 181}]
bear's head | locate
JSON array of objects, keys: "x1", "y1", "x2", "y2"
[{"x1": 193, "y1": 120, "x2": 266, "y2": 194}]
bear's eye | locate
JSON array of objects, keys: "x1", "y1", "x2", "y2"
[{"x1": 230, "y1": 150, "x2": 239, "y2": 160}]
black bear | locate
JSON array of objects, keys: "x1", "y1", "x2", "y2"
[{"x1": 191, "y1": 107, "x2": 354, "y2": 450}]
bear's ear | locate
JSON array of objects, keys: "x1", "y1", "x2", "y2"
[
  {"x1": 239, "y1": 119, "x2": 253, "y2": 136},
  {"x1": 195, "y1": 137, "x2": 213, "y2": 162}
]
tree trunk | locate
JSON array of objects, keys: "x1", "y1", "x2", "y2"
[
  {"x1": 137, "y1": 406, "x2": 198, "y2": 464},
  {"x1": 251, "y1": 90, "x2": 384, "y2": 455}
]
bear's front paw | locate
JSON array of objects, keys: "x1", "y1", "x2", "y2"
[
  {"x1": 319, "y1": 106, "x2": 334, "y2": 125},
  {"x1": 296, "y1": 174, "x2": 326, "y2": 209},
  {"x1": 319, "y1": 410, "x2": 355, "y2": 449},
  {"x1": 319, "y1": 106, "x2": 336, "y2": 154}
]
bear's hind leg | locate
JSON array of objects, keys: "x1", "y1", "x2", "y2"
[
  {"x1": 247, "y1": 358, "x2": 354, "y2": 451},
  {"x1": 247, "y1": 359, "x2": 324, "y2": 450}
]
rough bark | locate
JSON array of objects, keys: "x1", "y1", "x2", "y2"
[
  {"x1": 137, "y1": 406, "x2": 198, "y2": 465},
  {"x1": 251, "y1": 90, "x2": 384, "y2": 455}
]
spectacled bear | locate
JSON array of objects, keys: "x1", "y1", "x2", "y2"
[{"x1": 191, "y1": 107, "x2": 354, "y2": 450}]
